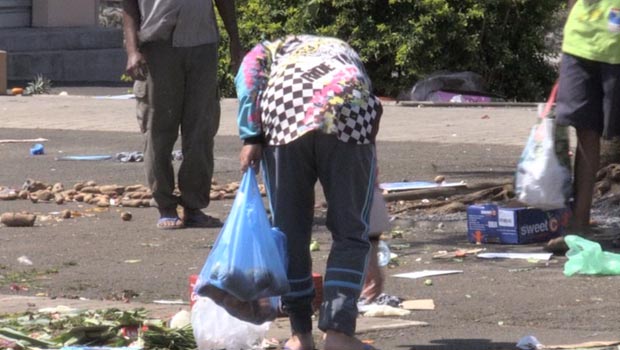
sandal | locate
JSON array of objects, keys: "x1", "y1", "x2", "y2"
[
  {"x1": 156, "y1": 217, "x2": 185, "y2": 230},
  {"x1": 183, "y1": 209, "x2": 223, "y2": 228}
]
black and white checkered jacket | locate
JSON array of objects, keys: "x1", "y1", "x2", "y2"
[{"x1": 236, "y1": 35, "x2": 382, "y2": 146}]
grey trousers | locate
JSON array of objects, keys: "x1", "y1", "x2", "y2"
[
  {"x1": 262, "y1": 132, "x2": 375, "y2": 336},
  {"x1": 135, "y1": 40, "x2": 220, "y2": 210}
]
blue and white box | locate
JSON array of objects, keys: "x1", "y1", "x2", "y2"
[{"x1": 467, "y1": 203, "x2": 570, "y2": 244}]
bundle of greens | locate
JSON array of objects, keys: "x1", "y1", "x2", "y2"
[{"x1": 0, "y1": 308, "x2": 196, "y2": 350}]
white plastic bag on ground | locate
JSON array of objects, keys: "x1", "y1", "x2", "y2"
[{"x1": 191, "y1": 296, "x2": 270, "y2": 350}]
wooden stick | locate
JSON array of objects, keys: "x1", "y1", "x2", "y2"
[
  {"x1": 0, "y1": 138, "x2": 48, "y2": 144},
  {"x1": 383, "y1": 180, "x2": 511, "y2": 202}
]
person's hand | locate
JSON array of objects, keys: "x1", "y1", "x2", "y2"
[
  {"x1": 126, "y1": 51, "x2": 147, "y2": 81},
  {"x1": 229, "y1": 40, "x2": 243, "y2": 74},
  {"x1": 239, "y1": 144, "x2": 262, "y2": 173}
]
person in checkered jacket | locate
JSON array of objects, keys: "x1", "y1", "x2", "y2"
[{"x1": 235, "y1": 35, "x2": 382, "y2": 350}]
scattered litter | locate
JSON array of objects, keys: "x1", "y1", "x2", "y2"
[
  {"x1": 389, "y1": 243, "x2": 411, "y2": 250},
  {"x1": 517, "y1": 335, "x2": 620, "y2": 350},
  {"x1": 17, "y1": 256, "x2": 33, "y2": 265},
  {"x1": 93, "y1": 94, "x2": 135, "y2": 100},
  {"x1": 37, "y1": 305, "x2": 79, "y2": 313},
  {"x1": 401, "y1": 299, "x2": 435, "y2": 310},
  {"x1": 171, "y1": 149, "x2": 183, "y2": 161},
  {"x1": 152, "y1": 299, "x2": 188, "y2": 305},
  {"x1": 0, "y1": 138, "x2": 48, "y2": 144},
  {"x1": 359, "y1": 293, "x2": 403, "y2": 310},
  {"x1": 392, "y1": 269, "x2": 463, "y2": 279},
  {"x1": 124, "y1": 259, "x2": 141, "y2": 264},
  {"x1": 545, "y1": 341, "x2": 620, "y2": 349},
  {"x1": 424, "y1": 279, "x2": 433, "y2": 286},
  {"x1": 260, "y1": 337, "x2": 280, "y2": 349},
  {"x1": 55, "y1": 155, "x2": 113, "y2": 161},
  {"x1": 509, "y1": 268, "x2": 535, "y2": 273},
  {"x1": 309, "y1": 240, "x2": 320, "y2": 251},
  {"x1": 115, "y1": 150, "x2": 183, "y2": 162},
  {"x1": 564, "y1": 235, "x2": 620, "y2": 276},
  {"x1": 380, "y1": 180, "x2": 467, "y2": 192},
  {"x1": 477, "y1": 252, "x2": 552, "y2": 261},
  {"x1": 30, "y1": 143, "x2": 44, "y2": 155},
  {"x1": 169, "y1": 310, "x2": 191, "y2": 329},
  {"x1": 115, "y1": 151, "x2": 144, "y2": 162},
  {"x1": 361, "y1": 304, "x2": 411, "y2": 317},
  {"x1": 433, "y1": 248, "x2": 485, "y2": 259}
]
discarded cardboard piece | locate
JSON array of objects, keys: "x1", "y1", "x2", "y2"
[{"x1": 401, "y1": 299, "x2": 435, "y2": 310}]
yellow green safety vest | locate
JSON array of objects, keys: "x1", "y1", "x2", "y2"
[{"x1": 562, "y1": 0, "x2": 620, "y2": 64}]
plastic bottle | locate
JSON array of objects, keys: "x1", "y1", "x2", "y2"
[{"x1": 377, "y1": 240, "x2": 391, "y2": 267}]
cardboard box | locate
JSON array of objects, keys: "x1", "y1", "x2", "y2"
[{"x1": 467, "y1": 203, "x2": 570, "y2": 244}]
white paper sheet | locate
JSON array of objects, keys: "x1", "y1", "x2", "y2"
[{"x1": 392, "y1": 270, "x2": 463, "y2": 279}]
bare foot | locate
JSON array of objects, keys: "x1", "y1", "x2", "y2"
[
  {"x1": 324, "y1": 330, "x2": 375, "y2": 350},
  {"x1": 284, "y1": 332, "x2": 314, "y2": 350}
]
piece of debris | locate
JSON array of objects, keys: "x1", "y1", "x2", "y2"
[
  {"x1": 60, "y1": 209, "x2": 72, "y2": 219},
  {"x1": 17, "y1": 256, "x2": 33, "y2": 265},
  {"x1": 393, "y1": 270, "x2": 463, "y2": 279},
  {"x1": 1, "y1": 212, "x2": 37, "y2": 227},
  {"x1": 121, "y1": 211, "x2": 133, "y2": 221},
  {"x1": 433, "y1": 248, "x2": 485, "y2": 259},
  {"x1": 362, "y1": 304, "x2": 411, "y2": 317},
  {"x1": 0, "y1": 137, "x2": 48, "y2": 144},
  {"x1": 401, "y1": 299, "x2": 436, "y2": 310},
  {"x1": 476, "y1": 252, "x2": 553, "y2": 261}
]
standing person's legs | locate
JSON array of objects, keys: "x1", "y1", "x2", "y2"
[
  {"x1": 572, "y1": 129, "x2": 600, "y2": 229},
  {"x1": 177, "y1": 43, "x2": 222, "y2": 227},
  {"x1": 556, "y1": 54, "x2": 605, "y2": 231},
  {"x1": 262, "y1": 134, "x2": 317, "y2": 350},
  {"x1": 315, "y1": 133, "x2": 375, "y2": 349},
  {"x1": 141, "y1": 41, "x2": 186, "y2": 227}
]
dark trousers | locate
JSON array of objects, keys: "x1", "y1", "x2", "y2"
[
  {"x1": 135, "y1": 40, "x2": 220, "y2": 210},
  {"x1": 262, "y1": 132, "x2": 375, "y2": 336}
]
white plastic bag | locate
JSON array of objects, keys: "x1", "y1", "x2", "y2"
[
  {"x1": 515, "y1": 87, "x2": 572, "y2": 210},
  {"x1": 191, "y1": 296, "x2": 270, "y2": 350}
]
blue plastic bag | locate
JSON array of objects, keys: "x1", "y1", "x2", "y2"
[{"x1": 195, "y1": 168, "x2": 289, "y2": 301}]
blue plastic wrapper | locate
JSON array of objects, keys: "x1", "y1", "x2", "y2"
[{"x1": 30, "y1": 143, "x2": 44, "y2": 155}]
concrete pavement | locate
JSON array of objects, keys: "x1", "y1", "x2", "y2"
[{"x1": 1, "y1": 94, "x2": 545, "y2": 146}]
